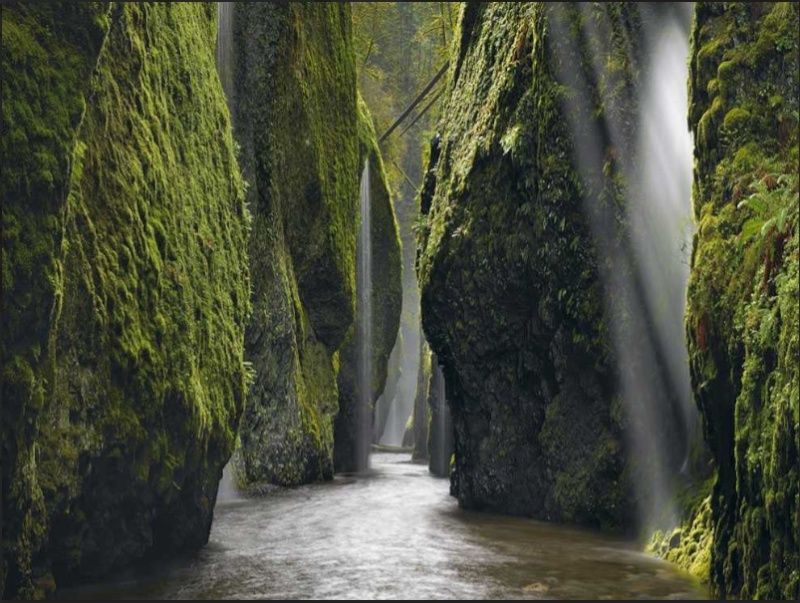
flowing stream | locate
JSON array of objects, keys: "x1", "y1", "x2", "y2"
[{"x1": 61, "y1": 454, "x2": 705, "y2": 600}]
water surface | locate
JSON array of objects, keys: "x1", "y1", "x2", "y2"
[{"x1": 61, "y1": 454, "x2": 706, "y2": 599}]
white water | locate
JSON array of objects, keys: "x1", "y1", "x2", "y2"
[
  {"x1": 216, "y1": 459, "x2": 242, "y2": 503},
  {"x1": 377, "y1": 326, "x2": 421, "y2": 447},
  {"x1": 355, "y1": 159, "x2": 373, "y2": 471},
  {"x1": 547, "y1": 4, "x2": 697, "y2": 531},
  {"x1": 633, "y1": 10, "x2": 696, "y2": 463}
]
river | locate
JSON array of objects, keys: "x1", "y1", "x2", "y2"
[{"x1": 61, "y1": 453, "x2": 706, "y2": 599}]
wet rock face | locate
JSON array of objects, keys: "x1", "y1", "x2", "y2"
[
  {"x1": 417, "y1": 3, "x2": 648, "y2": 529},
  {"x1": 2, "y1": 3, "x2": 249, "y2": 597},
  {"x1": 686, "y1": 3, "x2": 799, "y2": 599}
]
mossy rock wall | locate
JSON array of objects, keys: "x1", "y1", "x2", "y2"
[
  {"x1": 333, "y1": 96, "x2": 402, "y2": 473},
  {"x1": 686, "y1": 3, "x2": 799, "y2": 598},
  {"x1": 426, "y1": 355, "x2": 453, "y2": 478},
  {"x1": 416, "y1": 2, "x2": 675, "y2": 528},
  {"x1": 412, "y1": 341, "x2": 432, "y2": 462},
  {"x1": 232, "y1": 3, "x2": 364, "y2": 485},
  {"x1": 2, "y1": 3, "x2": 250, "y2": 597},
  {"x1": 1, "y1": 3, "x2": 109, "y2": 596}
]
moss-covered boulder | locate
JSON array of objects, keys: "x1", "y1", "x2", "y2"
[
  {"x1": 2, "y1": 3, "x2": 250, "y2": 597},
  {"x1": 333, "y1": 97, "x2": 402, "y2": 473},
  {"x1": 416, "y1": 2, "x2": 671, "y2": 528},
  {"x1": 686, "y1": 3, "x2": 799, "y2": 598},
  {"x1": 232, "y1": 3, "x2": 366, "y2": 485}
]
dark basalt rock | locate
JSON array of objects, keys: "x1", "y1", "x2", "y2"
[
  {"x1": 416, "y1": 2, "x2": 681, "y2": 530},
  {"x1": 232, "y1": 2, "x2": 360, "y2": 486}
]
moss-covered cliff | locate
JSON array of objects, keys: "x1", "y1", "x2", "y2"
[
  {"x1": 232, "y1": 3, "x2": 400, "y2": 484},
  {"x1": 2, "y1": 3, "x2": 249, "y2": 597},
  {"x1": 686, "y1": 3, "x2": 799, "y2": 598},
  {"x1": 417, "y1": 2, "x2": 648, "y2": 528},
  {"x1": 333, "y1": 96, "x2": 402, "y2": 473}
]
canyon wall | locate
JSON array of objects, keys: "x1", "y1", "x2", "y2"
[
  {"x1": 686, "y1": 3, "x2": 799, "y2": 598},
  {"x1": 232, "y1": 3, "x2": 400, "y2": 483},
  {"x1": 2, "y1": 3, "x2": 249, "y2": 596}
]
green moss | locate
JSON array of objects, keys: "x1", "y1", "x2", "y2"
[
  {"x1": 1, "y1": 3, "x2": 110, "y2": 597},
  {"x1": 417, "y1": 2, "x2": 646, "y2": 528},
  {"x1": 686, "y1": 2, "x2": 799, "y2": 598},
  {"x1": 723, "y1": 107, "x2": 751, "y2": 132},
  {"x1": 649, "y1": 480, "x2": 714, "y2": 583},
  {"x1": 3, "y1": 3, "x2": 249, "y2": 595},
  {"x1": 234, "y1": 3, "x2": 366, "y2": 485}
]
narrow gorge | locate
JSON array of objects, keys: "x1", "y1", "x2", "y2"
[{"x1": 1, "y1": 2, "x2": 797, "y2": 601}]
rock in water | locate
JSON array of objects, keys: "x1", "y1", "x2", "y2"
[
  {"x1": 417, "y1": 3, "x2": 666, "y2": 529},
  {"x1": 232, "y1": 4, "x2": 400, "y2": 484}
]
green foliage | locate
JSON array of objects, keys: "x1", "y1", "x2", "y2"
[
  {"x1": 353, "y1": 2, "x2": 456, "y2": 192},
  {"x1": 738, "y1": 173, "x2": 798, "y2": 243},
  {"x1": 686, "y1": 2, "x2": 799, "y2": 598}
]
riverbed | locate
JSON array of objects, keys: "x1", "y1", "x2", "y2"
[{"x1": 61, "y1": 453, "x2": 706, "y2": 599}]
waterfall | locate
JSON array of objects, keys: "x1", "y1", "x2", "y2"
[
  {"x1": 216, "y1": 2, "x2": 234, "y2": 111},
  {"x1": 217, "y1": 460, "x2": 242, "y2": 503},
  {"x1": 546, "y1": 4, "x2": 697, "y2": 531},
  {"x1": 379, "y1": 375, "x2": 417, "y2": 447},
  {"x1": 356, "y1": 159, "x2": 373, "y2": 471},
  {"x1": 633, "y1": 8, "x2": 697, "y2": 468}
]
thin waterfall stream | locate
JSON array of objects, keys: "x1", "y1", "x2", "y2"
[
  {"x1": 355, "y1": 159, "x2": 373, "y2": 472},
  {"x1": 216, "y1": 2, "x2": 234, "y2": 110}
]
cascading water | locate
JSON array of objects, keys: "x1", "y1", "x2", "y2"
[
  {"x1": 376, "y1": 324, "x2": 421, "y2": 447},
  {"x1": 633, "y1": 6, "x2": 697, "y2": 470},
  {"x1": 547, "y1": 3, "x2": 697, "y2": 531},
  {"x1": 355, "y1": 159, "x2": 373, "y2": 471},
  {"x1": 217, "y1": 462, "x2": 242, "y2": 503},
  {"x1": 379, "y1": 372, "x2": 418, "y2": 446},
  {"x1": 216, "y1": 2, "x2": 234, "y2": 111}
]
